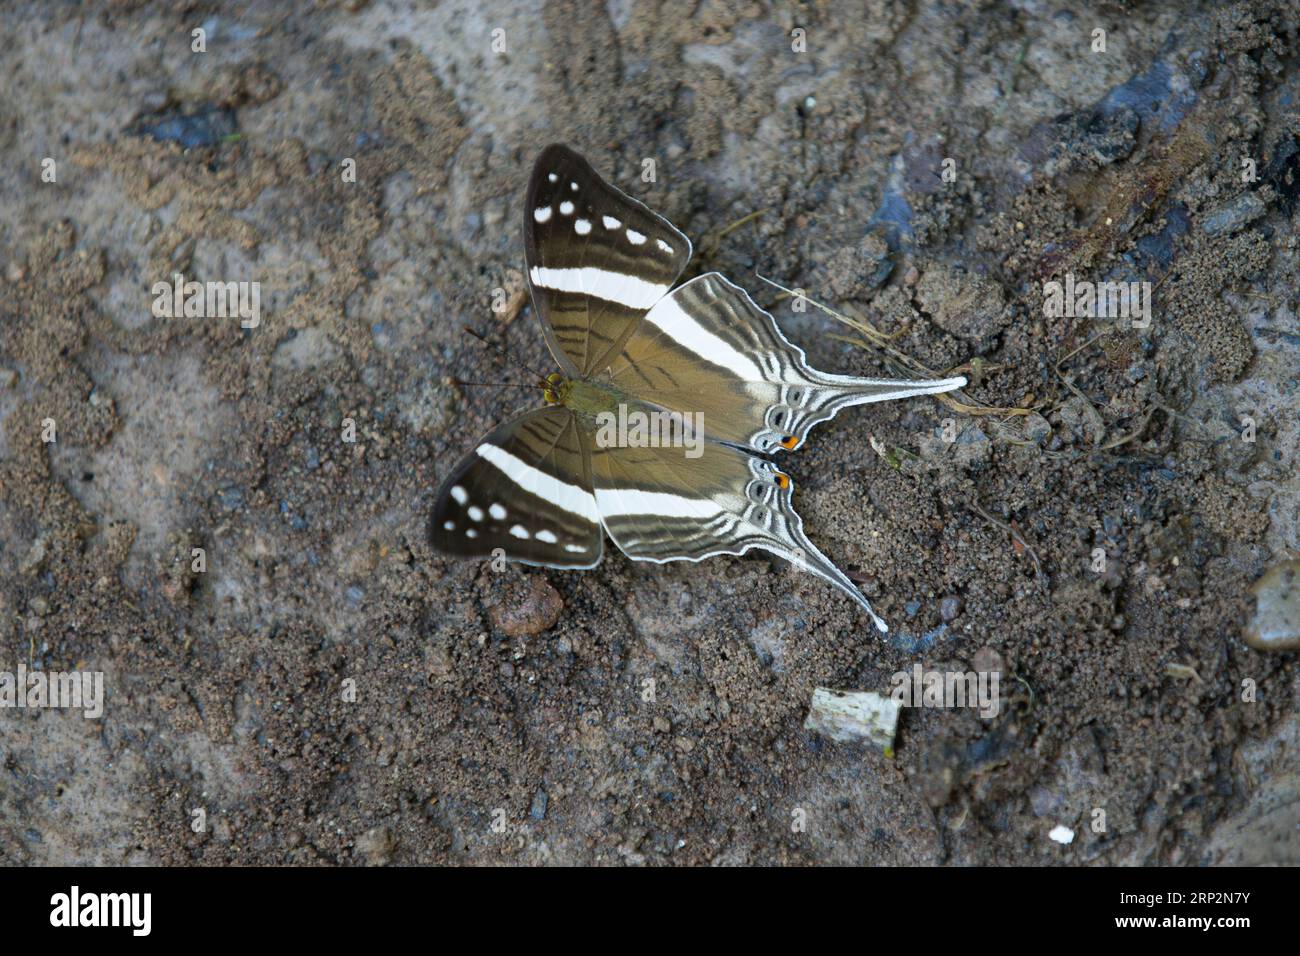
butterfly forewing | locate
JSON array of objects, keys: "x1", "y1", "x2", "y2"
[
  {"x1": 431, "y1": 407, "x2": 603, "y2": 568},
  {"x1": 605, "y1": 272, "x2": 967, "y2": 453},
  {"x1": 524, "y1": 144, "x2": 691, "y2": 377}
]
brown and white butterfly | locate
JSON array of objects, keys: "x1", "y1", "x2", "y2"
[{"x1": 431, "y1": 144, "x2": 965, "y2": 631}]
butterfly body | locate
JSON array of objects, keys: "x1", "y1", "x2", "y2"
[
  {"x1": 432, "y1": 144, "x2": 968, "y2": 632},
  {"x1": 545, "y1": 374, "x2": 627, "y2": 418}
]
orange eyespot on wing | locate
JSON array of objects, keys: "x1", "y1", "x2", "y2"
[
  {"x1": 775, "y1": 472, "x2": 790, "y2": 490},
  {"x1": 780, "y1": 436, "x2": 800, "y2": 450}
]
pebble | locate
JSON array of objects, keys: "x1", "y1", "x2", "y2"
[
  {"x1": 133, "y1": 105, "x2": 238, "y2": 149},
  {"x1": 529, "y1": 789, "x2": 548, "y2": 821},
  {"x1": 1202, "y1": 192, "x2": 1266, "y2": 236},
  {"x1": 487, "y1": 576, "x2": 564, "y2": 637},
  {"x1": 803, "y1": 688, "x2": 901, "y2": 751},
  {"x1": 1023, "y1": 412, "x2": 1052, "y2": 444},
  {"x1": 1049, "y1": 825, "x2": 1075, "y2": 845},
  {"x1": 938, "y1": 596, "x2": 963, "y2": 622},
  {"x1": 1244, "y1": 560, "x2": 1300, "y2": 651}
]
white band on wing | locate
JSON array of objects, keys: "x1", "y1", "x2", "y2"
[
  {"x1": 529, "y1": 266, "x2": 668, "y2": 311},
  {"x1": 476, "y1": 443, "x2": 600, "y2": 523}
]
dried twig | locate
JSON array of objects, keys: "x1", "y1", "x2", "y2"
[{"x1": 716, "y1": 209, "x2": 766, "y2": 239}]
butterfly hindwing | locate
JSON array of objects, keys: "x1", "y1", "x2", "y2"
[
  {"x1": 524, "y1": 144, "x2": 691, "y2": 377},
  {"x1": 605, "y1": 272, "x2": 967, "y2": 453},
  {"x1": 431, "y1": 406, "x2": 603, "y2": 568},
  {"x1": 588, "y1": 437, "x2": 889, "y2": 630}
]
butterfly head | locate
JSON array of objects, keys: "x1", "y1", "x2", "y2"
[{"x1": 542, "y1": 372, "x2": 570, "y2": 406}]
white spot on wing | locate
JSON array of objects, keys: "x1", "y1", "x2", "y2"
[
  {"x1": 466, "y1": 529, "x2": 479, "y2": 538},
  {"x1": 626, "y1": 228, "x2": 646, "y2": 245},
  {"x1": 547, "y1": 173, "x2": 558, "y2": 183},
  {"x1": 467, "y1": 506, "x2": 484, "y2": 521},
  {"x1": 533, "y1": 206, "x2": 552, "y2": 223},
  {"x1": 602, "y1": 215, "x2": 621, "y2": 230},
  {"x1": 574, "y1": 218, "x2": 591, "y2": 235},
  {"x1": 443, "y1": 520, "x2": 455, "y2": 530},
  {"x1": 656, "y1": 239, "x2": 673, "y2": 254},
  {"x1": 570, "y1": 181, "x2": 579, "y2": 191},
  {"x1": 559, "y1": 200, "x2": 574, "y2": 216},
  {"x1": 489, "y1": 504, "x2": 506, "y2": 520},
  {"x1": 564, "y1": 544, "x2": 586, "y2": 553},
  {"x1": 509, "y1": 525, "x2": 530, "y2": 539},
  {"x1": 450, "y1": 486, "x2": 468, "y2": 505},
  {"x1": 536, "y1": 530, "x2": 558, "y2": 544}
]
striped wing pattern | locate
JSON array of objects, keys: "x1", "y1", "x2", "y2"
[
  {"x1": 605, "y1": 272, "x2": 967, "y2": 452},
  {"x1": 524, "y1": 144, "x2": 691, "y2": 377},
  {"x1": 431, "y1": 407, "x2": 603, "y2": 568},
  {"x1": 432, "y1": 145, "x2": 969, "y2": 631},
  {"x1": 588, "y1": 439, "x2": 890, "y2": 631}
]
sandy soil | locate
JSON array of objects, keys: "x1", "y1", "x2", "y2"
[{"x1": 0, "y1": 0, "x2": 1297, "y2": 865}]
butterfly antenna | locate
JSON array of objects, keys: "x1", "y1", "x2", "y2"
[
  {"x1": 462, "y1": 326, "x2": 550, "y2": 385},
  {"x1": 753, "y1": 272, "x2": 852, "y2": 324}
]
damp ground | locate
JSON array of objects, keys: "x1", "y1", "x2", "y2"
[{"x1": 0, "y1": 1, "x2": 1297, "y2": 864}]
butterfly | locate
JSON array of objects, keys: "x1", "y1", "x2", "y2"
[{"x1": 430, "y1": 144, "x2": 966, "y2": 632}]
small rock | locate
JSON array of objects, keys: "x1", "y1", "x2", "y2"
[
  {"x1": 529, "y1": 789, "x2": 548, "y2": 821},
  {"x1": 355, "y1": 826, "x2": 393, "y2": 866},
  {"x1": 825, "y1": 234, "x2": 892, "y2": 299},
  {"x1": 486, "y1": 575, "x2": 564, "y2": 637},
  {"x1": 1244, "y1": 561, "x2": 1300, "y2": 652},
  {"x1": 804, "y1": 688, "x2": 901, "y2": 751},
  {"x1": 951, "y1": 427, "x2": 991, "y2": 467},
  {"x1": 1049, "y1": 824, "x2": 1075, "y2": 845},
  {"x1": 132, "y1": 105, "x2": 238, "y2": 149},
  {"x1": 938, "y1": 596, "x2": 963, "y2": 622},
  {"x1": 1078, "y1": 106, "x2": 1139, "y2": 166},
  {"x1": 652, "y1": 715, "x2": 671, "y2": 733},
  {"x1": 915, "y1": 264, "x2": 1009, "y2": 348},
  {"x1": 1058, "y1": 395, "x2": 1105, "y2": 445},
  {"x1": 19, "y1": 536, "x2": 47, "y2": 574},
  {"x1": 1202, "y1": 192, "x2": 1266, "y2": 236},
  {"x1": 1023, "y1": 412, "x2": 1052, "y2": 444}
]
